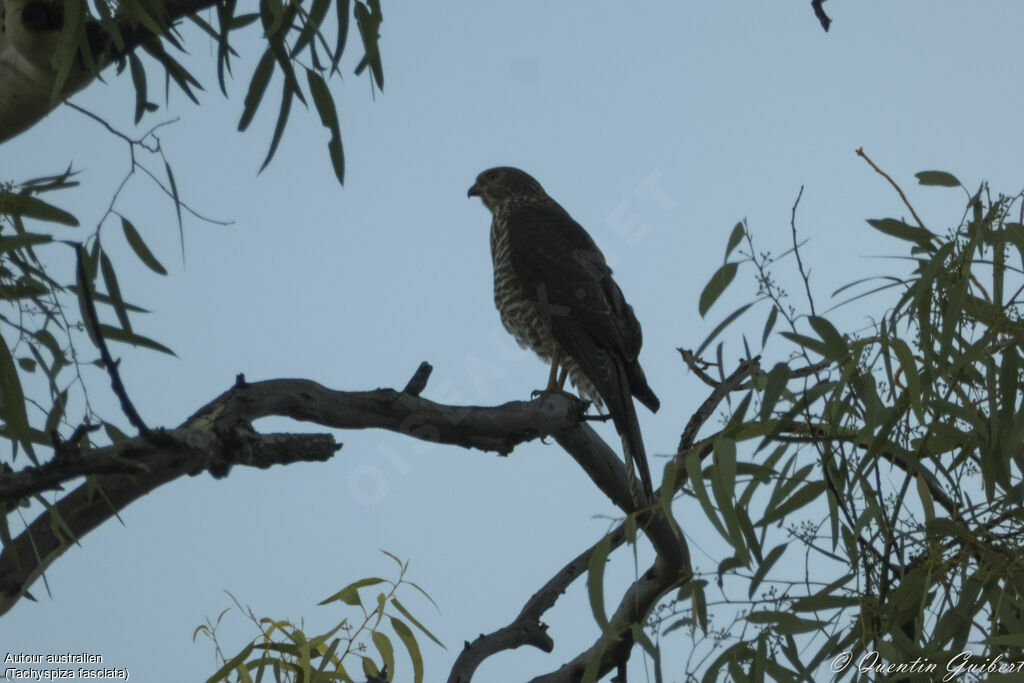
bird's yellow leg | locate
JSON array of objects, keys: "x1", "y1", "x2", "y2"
[
  {"x1": 546, "y1": 346, "x2": 562, "y2": 392},
  {"x1": 556, "y1": 364, "x2": 569, "y2": 390}
]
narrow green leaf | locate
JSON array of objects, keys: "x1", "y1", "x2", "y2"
[
  {"x1": 699, "y1": 262, "x2": 738, "y2": 317},
  {"x1": 139, "y1": 40, "x2": 203, "y2": 104},
  {"x1": 121, "y1": 0, "x2": 164, "y2": 36},
  {"x1": 630, "y1": 622, "x2": 658, "y2": 659},
  {"x1": 808, "y1": 316, "x2": 848, "y2": 361},
  {"x1": 104, "y1": 422, "x2": 130, "y2": 444},
  {"x1": 97, "y1": 325, "x2": 176, "y2": 356},
  {"x1": 746, "y1": 611, "x2": 825, "y2": 634},
  {"x1": 370, "y1": 631, "x2": 395, "y2": 681},
  {"x1": 0, "y1": 191, "x2": 79, "y2": 226},
  {"x1": 93, "y1": 0, "x2": 125, "y2": 52},
  {"x1": 712, "y1": 438, "x2": 737, "y2": 504},
  {"x1": 391, "y1": 598, "x2": 443, "y2": 649},
  {"x1": 306, "y1": 68, "x2": 345, "y2": 184},
  {"x1": 333, "y1": 0, "x2": 351, "y2": 69},
  {"x1": 128, "y1": 53, "x2": 148, "y2": 124},
  {"x1": 889, "y1": 337, "x2": 923, "y2": 421},
  {"x1": 100, "y1": 253, "x2": 132, "y2": 334},
  {"x1": 695, "y1": 301, "x2": 757, "y2": 358},
  {"x1": 260, "y1": 79, "x2": 294, "y2": 172},
  {"x1": 685, "y1": 452, "x2": 728, "y2": 539},
  {"x1": 691, "y1": 579, "x2": 708, "y2": 632},
  {"x1": 757, "y1": 481, "x2": 827, "y2": 526},
  {"x1": 0, "y1": 234, "x2": 53, "y2": 252},
  {"x1": 205, "y1": 642, "x2": 255, "y2": 683},
  {"x1": 915, "y1": 170, "x2": 961, "y2": 188},
  {"x1": 354, "y1": 0, "x2": 384, "y2": 88},
  {"x1": 0, "y1": 332, "x2": 33, "y2": 454},
  {"x1": 748, "y1": 544, "x2": 786, "y2": 598},
  {"x1": 121, "y1": 218, "x2": 167, "y2": 275},
  {"x1": 761, "y1": 305, "x2": 778, "y2": 347},
  {"x1": 75, "y1": 248, "x2": 100, "y2": 348},
  {"x1": 725, "y1": 221, "x2": 745, "y2": 259},
  {"x1": 390, "y1": 617, "x2": 424, "y2": 683},
  {"x1": 0, "y1": 277, "x2": 48, "y2": 300},
  {"x1": 164, "y1": 161, "x2": 184, "y2": 258},
  {"x1": 624, "y1": 510, "x2": 637, "y2": 545},
  {"x1": 34, "y1": 329, "x2": 64, "y2": 367},
  {"x1": 759, "y1": 362, "x2": 790, "y2": 421},
  {"x1": 1000, "y1": 346, "x2": 1019, "y2": 420},
  {"x1": 779, "y1": 331, "x2": 830, "y2": 358},
  {"x1": 711, "y1": 438, "x2": 746, "y2": 560},
  {"x1": 49, "y1": 0, "x2": 87, "y2": 106},
  {"x1": 240, "y1": 49, "x2": 276, "y2": 131},
  {"x1": 865, "y1": 218, "x2": 933, "y2": 249},
  {"x1": 65, "y1": 286, "x2": 149, "y2": 314},
  {"x1": 319, "y1": 577, "x2": 386, "y2": 606},
  {"x1": 292, "y1": 0, "x2": 332, "y2": 57}
]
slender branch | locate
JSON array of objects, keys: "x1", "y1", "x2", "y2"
[
  {"x1": 855, "y1": 147, "x2": 929, "y2": 232},
  {"x1": 528, "y1": 549, "x2": 691, "y2": 683},
  {"x1": 677, "y1": 348, "x2": 720, "y2": 388},
  {"x1": 678, "y1": 356, "x2": 760, "y2": 453},
  {"x1": 452, "y1": 498, "x2": 692, "y2": 682}
]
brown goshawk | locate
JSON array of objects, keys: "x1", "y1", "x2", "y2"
[{"x1": 468, "y1": 167, "x2": 660, "y2": 501}]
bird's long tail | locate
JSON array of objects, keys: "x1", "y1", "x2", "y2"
[{"x1": 610, "y1": 360, "x2": 654, "y2": 504}]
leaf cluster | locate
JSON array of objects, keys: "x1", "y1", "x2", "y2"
[
  {"x1": 197, "y1": 551, "x2": 443, "y2": 683},
  {"x1": 672, "y1": 168, "x2": 1024, "y2": 680}
]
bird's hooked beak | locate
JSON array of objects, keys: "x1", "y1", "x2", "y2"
[{"x1": 467, "y1": 182, "x2": 481, "y2": 198}]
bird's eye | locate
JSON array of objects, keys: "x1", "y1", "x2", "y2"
[{"x1": 485, "y1": 170, "x2": 499, "y2": 181}]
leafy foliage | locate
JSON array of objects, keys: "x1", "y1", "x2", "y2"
[
  {"x1": 0, "y1": 2, "x2": 387, "y2": 621},
  {"x1": 50, "y1": 0, "x2": 384, "y2": 184},
  {"x1": 669, "y1": 166, "x2": 1024, "y2": 680},
  {"x1": 196, "y1": 551, "x2": 442, "y2": 683}
]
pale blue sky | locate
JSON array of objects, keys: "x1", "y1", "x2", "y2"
[{"x1": 3, "y1": 1, "x2": 1024, "y2": 680}]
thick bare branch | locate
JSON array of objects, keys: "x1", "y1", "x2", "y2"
[
  {"x1": 0, "y1": 376, "x2": 592, "y2": 616},
  {"x1": 0, "y1": 427, "x2": 337, "y2": 616},
  {"x1": 445, "y1": 421, "x2": 693, "y2": 682}
]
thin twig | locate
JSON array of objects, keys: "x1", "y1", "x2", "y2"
[
  {"x1": 678, "y1": 356, "x2": 759, "y2": 453},
  {"x1": 790, "y1": 185, "x2": 816, "y2": 317},
  {"x1": 678, "y1": 348, "x2": 720, "y2": 388}
]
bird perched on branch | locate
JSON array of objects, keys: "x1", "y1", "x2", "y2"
[{"x1": 468, "y1": 167, "x2": 660, "y2": 502}]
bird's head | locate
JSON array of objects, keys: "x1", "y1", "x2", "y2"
[{"x1": 467, "y1": 167, "x2": 547, "y2": 211}]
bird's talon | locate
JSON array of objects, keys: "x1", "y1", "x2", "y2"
[{"x1": 532, "y1": 388, "x2": 581, "y2": 403}]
